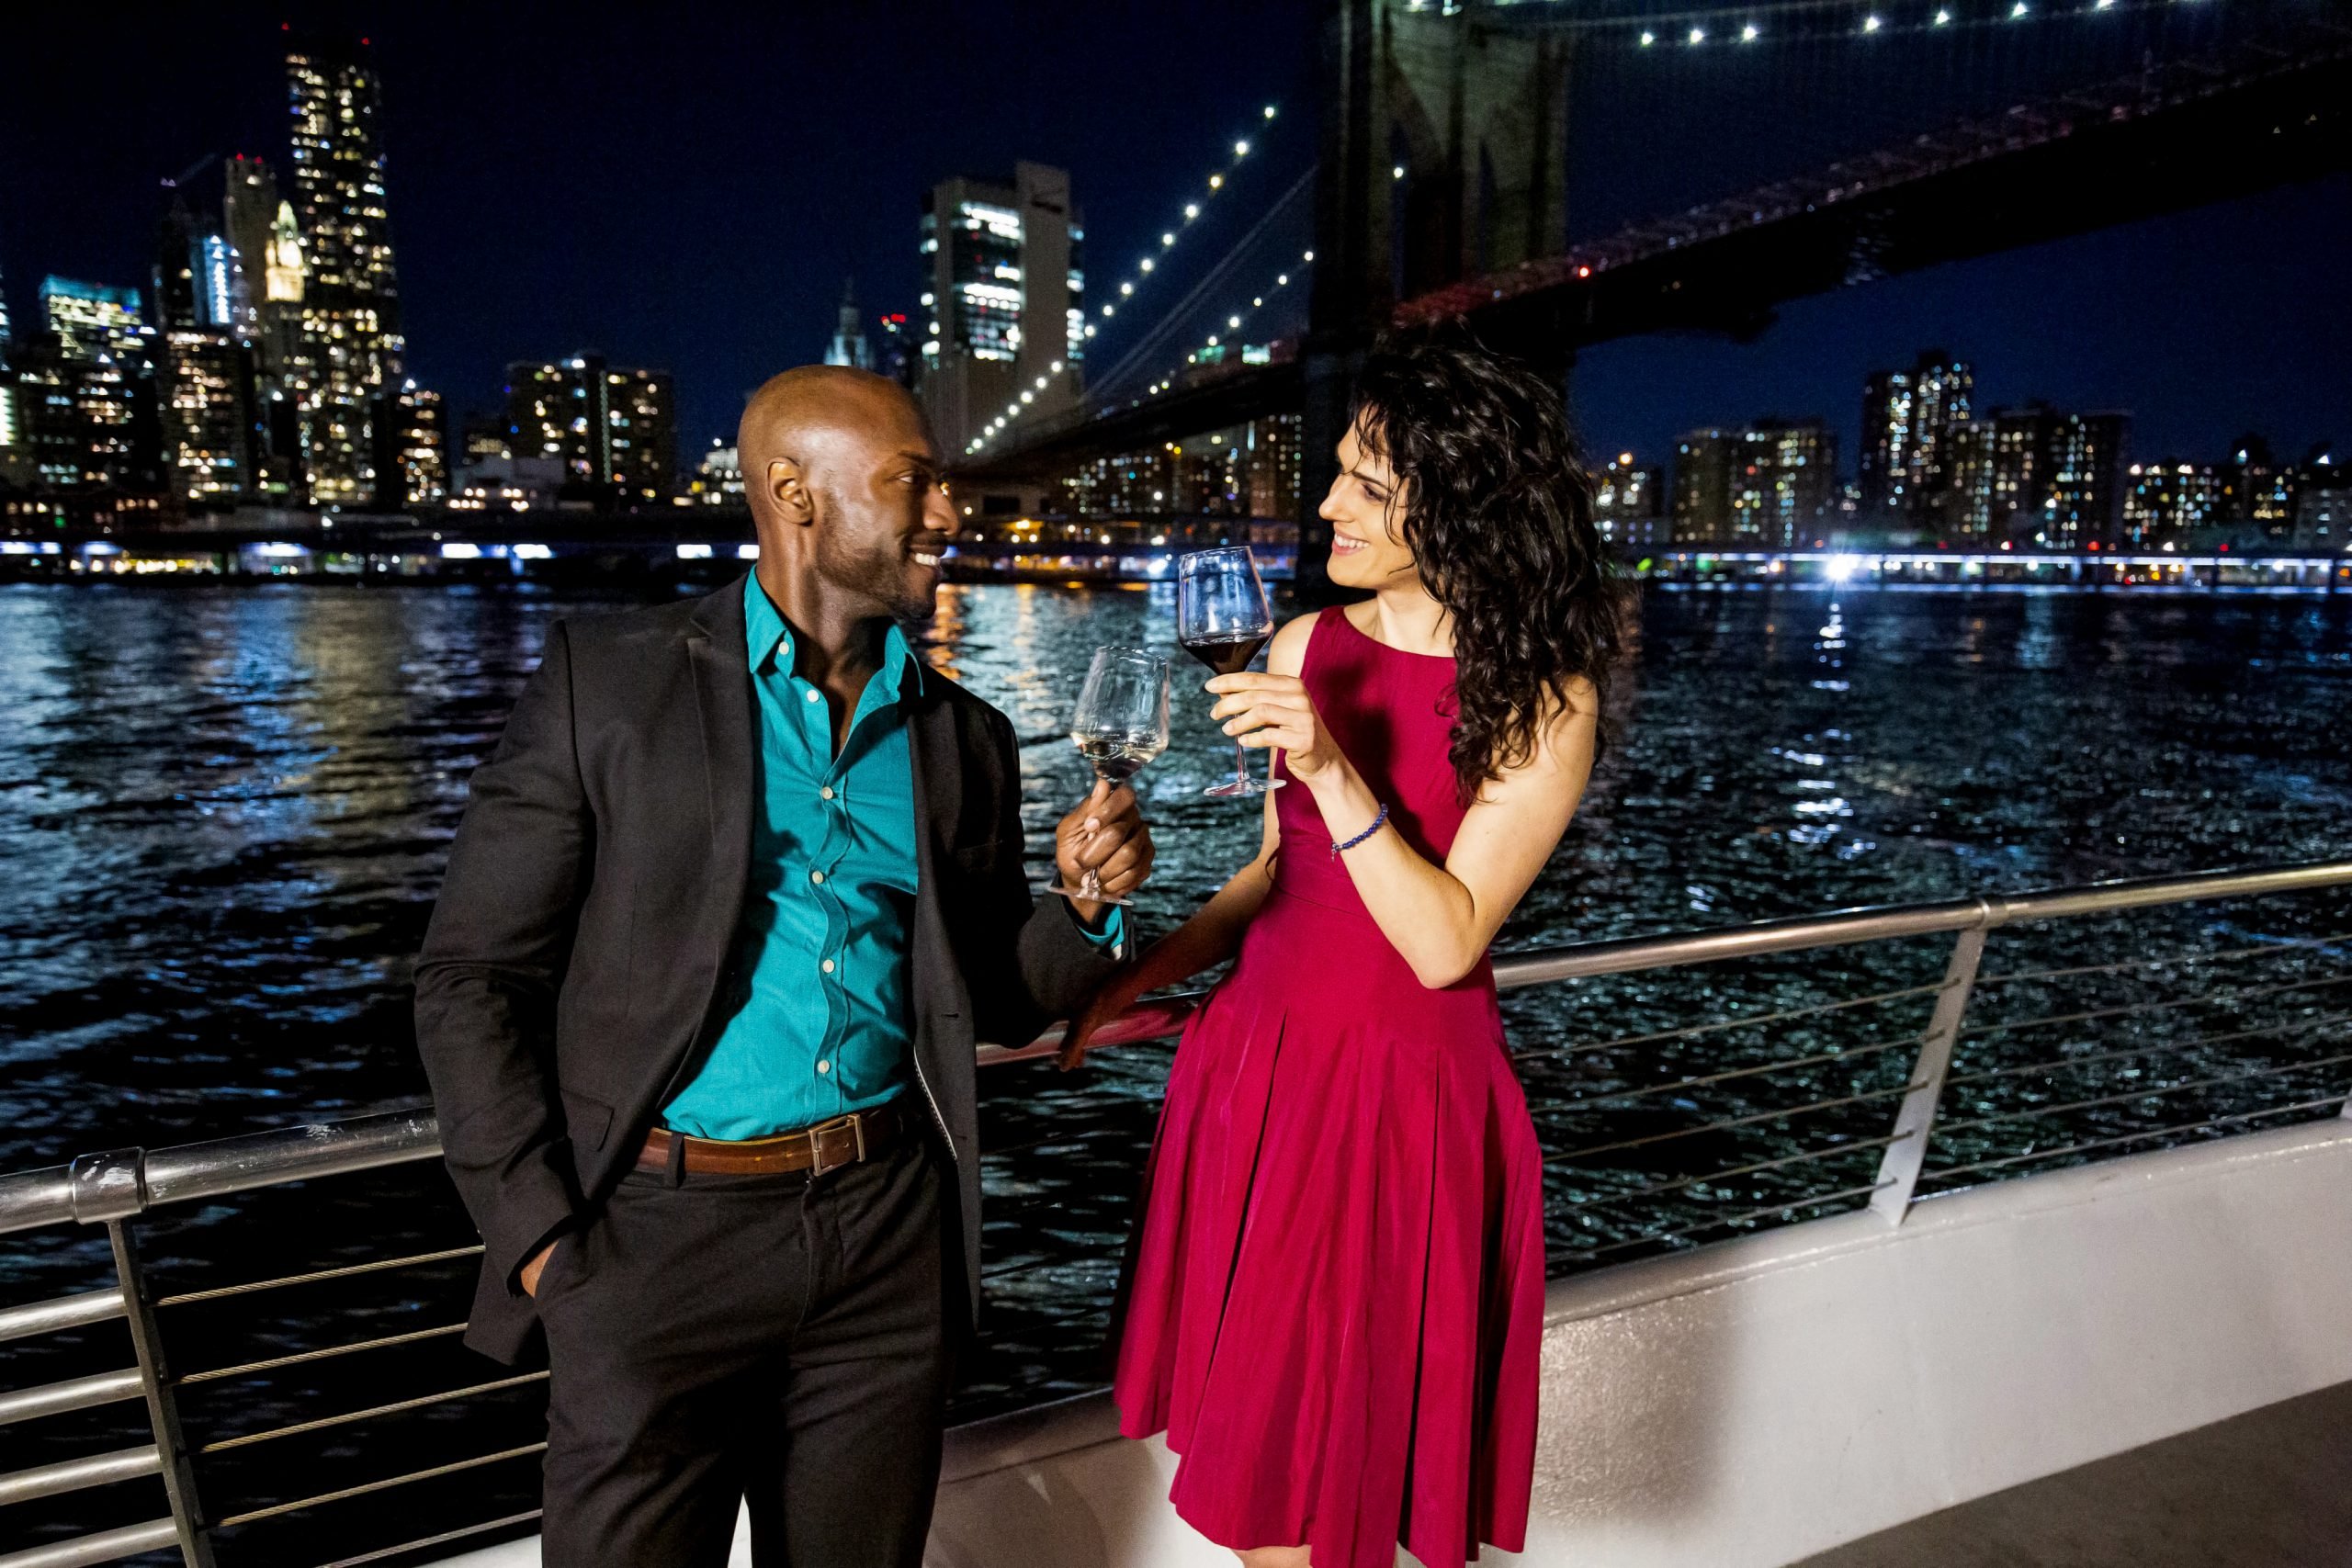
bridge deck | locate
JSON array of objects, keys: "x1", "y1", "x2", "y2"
[{"x1": 1792, "y1": 1381, "x2": 2352, "y2": 1568}]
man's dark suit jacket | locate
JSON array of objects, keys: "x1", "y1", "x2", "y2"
[{"x1": 415, "y1": 576, "x2": 1121, "y2": 1365}]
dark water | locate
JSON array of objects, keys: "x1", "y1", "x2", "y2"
[{"x1": 4, "y1": 580, "x2": 2348, "y2": 1563}]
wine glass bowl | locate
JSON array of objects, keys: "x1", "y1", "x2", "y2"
[
  {"x1": 1176, "y1": 547, "x2": 1283, "y2": 798},
  {"x1": 1049, "y1": 646, "x2": 1170, "y2": 908}
]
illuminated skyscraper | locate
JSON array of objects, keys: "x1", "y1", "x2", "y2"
[
  {"x1": 918, "y1": 163, "x2": 1084, "y2": 455},
  {"x1": 1671, "y1": 428, "x2": 1736, "y2": 545},
  {"x1": 379, "y1": 380, "x2": 447, "y2": 504},
  {"x1": 1948, "y1": 405, "x2": 2128, "y2": 547},
  {"x1": 1594, "y1": 452, "x2": 1666, "y2": 552},
  {"x1": 1732, "y1": 419, "x2": 1838, "y2": 547},
  {"x1": 2120, "y1": 461, "x2": 2223, "y2": 547},
  {"x1": 40, "y1": 277, "x2": 149, "y2": 364},
  {"x1": 285, "y1": 30, "x2": 405, "y2": 504},
  {"x1": 1859, "y1": 351, "x2": 1972, "y2": 528},
  {"x1": 504, "y1": 355, "x2": 676, "y2": 503}
]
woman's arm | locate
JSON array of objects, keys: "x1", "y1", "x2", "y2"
[
  {"x1": 1208, "y1": 640, "x2": 1598, "y2": 989},
  {"x1": 1055, "y1": 618, "x2": 1310, "y2": 1067}
]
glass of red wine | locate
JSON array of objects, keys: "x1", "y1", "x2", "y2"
[
  {"x1": 1048, "y1": 646, "x2": 1170, "y2": 907},
  {"x1": 1176, "y1": 546, "x2": 1283, "y2": 798}
]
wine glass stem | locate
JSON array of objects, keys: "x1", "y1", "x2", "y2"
[{"x1": 1232, "y1": 739, "x2": 1250, "y2": 787}]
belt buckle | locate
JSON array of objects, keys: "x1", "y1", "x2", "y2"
[{"x1": 805, "y1": 1111, "x2": 865, "y2": 1176}]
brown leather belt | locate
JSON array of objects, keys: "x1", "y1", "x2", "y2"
[{"x1": 636, "y1": 1098, "x2": 911, "y2": 1178}]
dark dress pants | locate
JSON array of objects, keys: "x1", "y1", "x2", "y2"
[{"x1": 536, "y1": 1132, "x2": 952, "y2": 1567}]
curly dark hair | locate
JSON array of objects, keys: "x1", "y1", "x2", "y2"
[{"x1": 1347, "y1": 333, "x2": 1632, "y2": 803}]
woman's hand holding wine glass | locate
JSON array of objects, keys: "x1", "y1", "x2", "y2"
[{"x1": 1204, "y1": 671, "x2": 1340, "y2": 784}]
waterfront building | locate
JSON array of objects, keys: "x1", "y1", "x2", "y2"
[
  {"x1": 285, "y1": 30, "x2": 406, "y2": 504},
  {"x1": 2222, "y1": 436, "x2": 2298, "y2": 543},
  {"x1": 156, "y1": 329, "x2": 254, "y2": 501},
  {"x1": 1242, "y1": 412, "x2": 1302, "y2": 521},
  {"x1": 695, "y1": 441, "x2": 745, "y2": 506},
  {"x1": 458, "y1": 413, "x2": 510, "y2": 466},
  {"x1": 12, "y1": 334, "x2": 141, "y2": 491},
  {"x1": 2120, "y1": 461, "x2": 2224, "y2": 547},
  {"x1": 1673, "y1": 422, "x2": 1832, "y2": 547},
  {"x1": 379, "y1": 381, "x2": 447, "y2": 504},
  {"x1": 221, "y1": 156, "x2": 279, "y2": 346},
  {"x1": 1670, "y1": 428, "x2": 1735, "y2": 545},
  {"x1": 447, "y1": 454, "x2": 566, "y2": 513},
  {"x1": 2293, "y1": 452, "x2": 2344, "y2": 550},
  {"x1": 1734, "y1": 419, "x2": 1838, "y2": 547},
  {"x1": 1594, "y1": 452, "x2": 1667, "y2": 553},
  {"x1": 824, "y1": 280, "x2": 874, "y2": 370},
  {"x1": 503, "y1": 355, "x2": 677, "y2": 502},
  {"x1": 1859, "y1": 351, "x2": 1972, "y2": 526},
  {"x1": 1946, "y1": 405, "x2": 2127, "y2": 547},
  {"x1": 918, "y1": 163, "x2": 1083, "y2": 455}
]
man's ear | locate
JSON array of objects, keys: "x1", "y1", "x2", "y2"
[{"x1": 767, "y1": 457, "x2": 816, "y2": 526}]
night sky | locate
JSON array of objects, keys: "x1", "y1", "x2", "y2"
[{"x1": 1, "y1": 2, "x2": 2342, "y2": 473}]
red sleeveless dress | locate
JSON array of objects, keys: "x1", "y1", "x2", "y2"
[{"x1": 1114, "y1": 607, "x2": 1545, "y2": 1568}]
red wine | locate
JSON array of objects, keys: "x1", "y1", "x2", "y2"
[{"x1": 1181, "y1": 634, "x2": 1268, "y2": 677}]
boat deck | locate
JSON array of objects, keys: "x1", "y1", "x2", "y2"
[{"x1": 1792, "y1": 1381, "x2": 2352, "y2": 1568}]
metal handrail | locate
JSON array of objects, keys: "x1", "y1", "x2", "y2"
[
  {"x1": 1, "y1": 858, "x2": 2346, "y2": 1239},
  {"x1": 1, "y1": 856, "x2": 2346, "y2": 1568}
]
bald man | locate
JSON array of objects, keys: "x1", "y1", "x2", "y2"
[{"x1": 416, "y1": 367, "x2": 1152, "y2": 1565}]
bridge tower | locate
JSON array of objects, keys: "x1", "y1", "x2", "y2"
[{"x1": 1301, "y1": 0, "x2": 1572, "y2": 593}]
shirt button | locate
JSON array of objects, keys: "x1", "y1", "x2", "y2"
[
  {"x1": 803, "y1": 689, "x2": 820, "y2": 704},
  {"x1": 821, "y1": 958, "x2": 836, "y2": 975},
  {"x1": 820, "y1": 786, "x2": 835, "y2": 801},
  {"x1": 809, "y1": 870, "x2": 825, "y2": 885},
  {"x1": 816, "y1": 1060, "x2": 831, "y2": 1075}
]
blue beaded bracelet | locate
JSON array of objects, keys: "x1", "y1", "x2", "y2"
[{"x1": 1330, "y1": 802, "x2": 1389, "y2": 859}]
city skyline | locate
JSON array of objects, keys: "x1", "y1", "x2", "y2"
[{"x1": 3, "y1": 5, "x2": 2345, "y2": 479}]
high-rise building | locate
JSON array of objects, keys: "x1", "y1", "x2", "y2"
[
  {"x1": 824, "y1": 280, "x2": 874, "y2": 370},
  {"x1": 379, "y1": 380, "x2": 447, "y2": 504},
  {"x1": 1594, "y1": 451, "x2": 1666, "y2": 553},
  {"x1": 1947, "y1": 405, "x2": 2127, "y2": 547},
  {"x1": 918, "y1": 163, "x2": 1084, "y2": 455},
  {"x1": 221, "y1": 156, "x2": 279, "y2": 345},
  {"x1": 2293, "y1": 452, "x2": 2346, "y2": 550},
  {"x1": 1243, "y1": 413, "x2": 1303, "y2": 521},
  {"x1": 1671, "y1": 428, "x2": 1735, "y2": 545},
  {"x1": 1859, "y1": 351, "x2": 1971, "y2": 528},
  {"x1": 2222, "y1": 436, "x2": 2298, "y2": 543},
  {"x1": 40, "y1": 277, "x2": 149, "y2": 365},
  {"x1": 1732, "y1": 419, "x2": 1838, "y2": 547},
  {"x1": 13, "y1": 335, "x2": 141, "y2": 491},
  {"x1": 286, "y1": 30, "x2": 405, "y2": 504},
  {"x1": 504, "y1": 355, "x2": 677, "y2": 502},
  {"x1": 1672, "y1": 423, "x2": 1833, "y2": 546},
  {"x1": 2120, "y1": 461, "x2": 2223, "y2": 547},
  {"x1": 157, "y1": 330, "x2": 254, "y2": 500}
]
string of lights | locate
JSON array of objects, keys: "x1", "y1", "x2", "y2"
[
  {"x1": 1608, "y1": 0, "x2": 2209, "y2": 49},
  {"x1": 966, "y1": 104, "x2": 1282, "y2": 456},
  {"x1": 1137, "y1": 249, "x2": 1315, "y2": 400}
]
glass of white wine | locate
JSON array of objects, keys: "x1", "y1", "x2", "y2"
[{"x1": 1049, "y1": 645, "x2": 1170, "y2": 908}]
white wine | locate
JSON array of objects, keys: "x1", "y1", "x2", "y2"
[{"x1": 1074, "y1": 732, "x2": 1166, "y2": 784}]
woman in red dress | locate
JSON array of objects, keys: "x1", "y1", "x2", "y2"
[{"x1": 1061, "y1": 339, "x2": 1630, "y2": 1568}]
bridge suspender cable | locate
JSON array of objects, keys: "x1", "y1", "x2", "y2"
[{"x1": 1086, "y1": 167, "x2": 1317, "y2": 404}]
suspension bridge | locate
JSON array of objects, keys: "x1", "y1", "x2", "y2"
[{"x1": 946, "y1": 0, "x2": 2351, "y2": 581}]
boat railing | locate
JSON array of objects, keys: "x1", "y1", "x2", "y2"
[{"x1": 3, "y1": 859, "x2": 2347, "y2": 1568}]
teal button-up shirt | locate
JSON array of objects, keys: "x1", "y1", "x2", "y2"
[{"x1": 663, "y1": 576, "x2": 1120, "y2": 1141}]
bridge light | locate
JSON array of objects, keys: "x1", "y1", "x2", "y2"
[
  {"x1": 1185, "y1": 203, "x2": 1200, "y2": 219},
  {"x1": 1050, "y1": 360, "x2": 1063, "y2": 373},
  {"x1": 1861, "y1": 14, "x2": 1880, "y2": 30},
  {"x1": 1741, "y1": 22, "x2": 1758, "y2": 40},
  {"x1": 1935, "y1": 7, "x2": 1951, "y2": 20},
  {"x1": 1264, "y1": 105, "x2": 1277, "y2": 118},
  {"x1": 1303, "y1": 250, "x2": 1315, "y2": 261},
  {"x1": 1084, "y1": 324, "x2": 1098, "y2": 338},
  {"x1": 1209, "y1": 174, "x2": 1224, "y2": 189},
  {"x1": 1140, "y1": 258, "x2": 1155, "y2": 272},
  {"x1": 1253, "y1": 297, "x2": 1263, "y2": 307},
  {"x1": 1640, "y1": 29, "x2": 1655, "y2": 44},
  {"x1": 1035, "y1": 377, "x2": 1048, "y2": 389},
  {"x1": 1689, "y1": 25, "x2": 1705, "y2": 42},
  {"x1": 1121, "y1": 281, "x2": 1134, "y2": 296},
  {"x1": 1102, "y1": 304, "x2": 1115, "y2": 317},
  {"x1": 1277, "y1": 274, "x2": 1289, "y2": 286},
  {"x1": 1162, "y1": 232, "x2": 1176, "y2": 246},
  {"x1": 1235, "y1": 140, "x2": 1250, "y2": 156},
  {"x1": 1577, "y1": 264, "x2": 1592, "y2": 277},
  {"x1": 2010, "y1": 1, "x2": 2027, "y2": 15},
  {"x1": 1021, "y1": 390, "x2": 1035, "y2": 404},
  {"x1": 1392, "y1": 164, "x2": 1406, "y2": 179}
]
